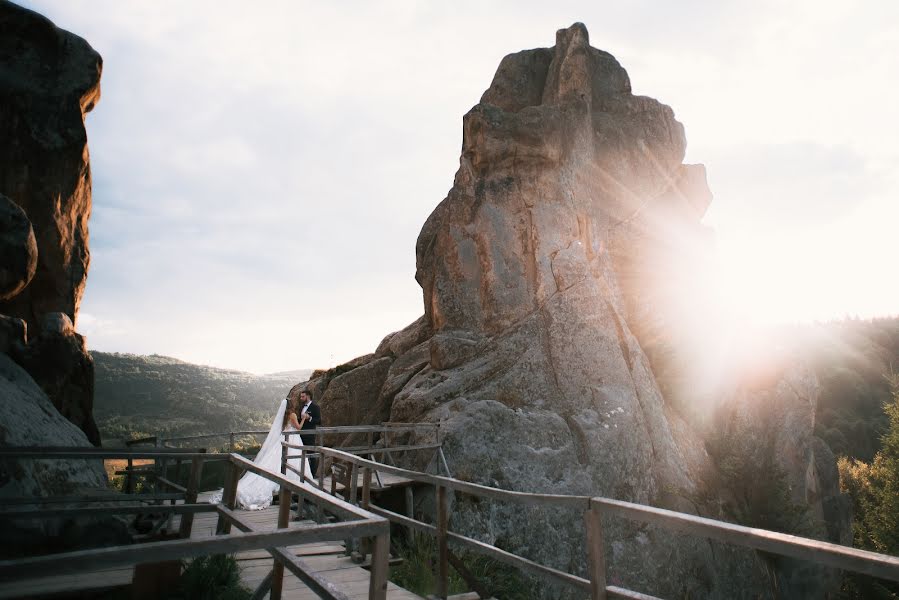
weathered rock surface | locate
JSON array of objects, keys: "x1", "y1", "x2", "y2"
[
  {"x1": 294, "y1": 24, "x2": 848, "y2": 598},
  {"x1": 0, "y1": 194, "x2": 38, "y2": 301},
  {"x1": 0, "y1": 2, "x2": 101, "y2": 445},
  {"x1": 0, "y1": 0, "x2": 101, "y2": 329},
  {"x1": 14, "y1": 312, "x2": 99, "y2": 445},
  {"x1": 0, "y1": 354, "x2": 126, "y2": 557},
  {"x1": 711, "y1": 360, "x2": 851, "y2": 597}
]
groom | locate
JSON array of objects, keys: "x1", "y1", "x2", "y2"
[{"x1": 298, "y1": 390, "x2": 322, "y2": 476}]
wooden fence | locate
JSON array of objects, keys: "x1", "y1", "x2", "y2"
[
  {"x1": 285, "y1": 444, "x2": 899, "y2": 600},
  {"x1": 0, "y1": 447, "x2": 391, "y2": 600}
]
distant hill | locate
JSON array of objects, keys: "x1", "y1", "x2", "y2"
[
  {"x1": 91, "y1": 351, "x2": 312, "y2": 445},
  {"x1": 808, "y1": 317, "x2": 899, "y2": 461}
]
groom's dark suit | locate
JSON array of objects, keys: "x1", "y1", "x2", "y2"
[{"x1": 299, "y1": 400, "x2": 321, "y2": 476}]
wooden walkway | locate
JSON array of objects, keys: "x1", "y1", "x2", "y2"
[
  {"x1": 1, "y1": 494, "x2": 421, "y2": 600},
  {"x1": 176, "y1": 501, "x2": 422, "y2": 600}
]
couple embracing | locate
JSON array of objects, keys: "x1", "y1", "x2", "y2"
[{"x1": 214, "y1": 389, "x2": 322, "y2": 510}]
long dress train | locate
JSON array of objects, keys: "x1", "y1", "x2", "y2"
[{"x1": 211, "y1": 398, "x2": 314, "y2": 510}]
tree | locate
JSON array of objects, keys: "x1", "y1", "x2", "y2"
[{"x1": 838, "y1": 376, "x2": 899, "y2": 598}]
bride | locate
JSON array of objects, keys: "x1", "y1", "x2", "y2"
[{"x1": 212, "y1": 397, "x2": 314, "y2": 510}]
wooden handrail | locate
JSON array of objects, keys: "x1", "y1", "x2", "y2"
[
  {"x1": 595, "y1": 497, "x2": 899, "y2": 583},
  {"x1": 0, "y1": 503, "x2": 213, "y2": 519},
  {"x1": 0, "y1": 493, "x2": 185, "y2": 506},
  {"x1": 0, "y1": 447, "x2": 220, "y2": 459},
  {"x1": 159, "y1": 423, "x2": 438, "y2": 445},
  {"x1": 294, "y1": 445, "x2": 899, "y2": 598},
  {"x1": 294, "y1": 445, "x2": 591, "y2": 510},
  {"x1": 0, "y1": 518, "x2": 387, "y2": 580}
]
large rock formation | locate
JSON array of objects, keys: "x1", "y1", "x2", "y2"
[
  {"x1": 295, "y1": 23, "x2": 848, "y2": 597},
  {"x1": 0, "y1": 0, "x2": 101, "y2": 444},
  {"x1": 0, "y1": 194, "x2": 38, "y2": 301},
  {"x1": 0, "y1": 0, "x2": 100, "y2": 328},
  {"x1": 0, "y1": 354, "x2": 122, "y2": 558}
]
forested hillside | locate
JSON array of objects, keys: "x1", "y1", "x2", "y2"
[
  {"x1": 92, "y1": 351, "x2": 312, "y2": 444},
  {"x1": 809, "y1": 317, "x2": 899, "y2": 461}
]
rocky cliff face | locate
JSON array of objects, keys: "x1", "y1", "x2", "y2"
[
  {"x1": 296, "y1": 23, "x2": 848, "y2": 598},
  {"x1": 0, "y1": 0, "x2": 101, "y2": 444},
  {"x1": 292, "y1": 24, "x2": 712, "y2": 597}
]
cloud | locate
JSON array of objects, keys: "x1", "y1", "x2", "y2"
[
  {"x1": 17, "y1": 0, "x2": 899, "y2": 371},
  {"x1": 704, "y1": 142, "x2": 880, "y2": 228}
]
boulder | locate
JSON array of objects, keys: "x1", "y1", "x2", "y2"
[
  {"x1": 0, "y1": 354, "x2": 127, "y2": 557},
  {"x1": 0, "y1": 314, "x2": 26, "y2": 357},
  {"x1": 0, "y1": 194, "x2": 38, "y2": 301},
  {"x1": 13, "y1": 312, "x2": 99, "y2": 445},
  {"x1": 0, "y1": 0, "x2": 102, "y2": 330},
  {"x1": 318, "y1": 357, "x2": 393, "y2": 428}
]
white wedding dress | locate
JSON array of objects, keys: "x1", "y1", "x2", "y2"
[{"x1": 211, "y1": 399, "x2": 314, "y2": 510}]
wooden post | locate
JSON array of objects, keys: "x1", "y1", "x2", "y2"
[
  {"x1": 216, "y1": 460, "x2": 240, "y2": 534},
  {"x1": 345, "y1": 463, "x2": 360, "y2": 556},
  {"x1": 369, "y1": 530, "x2": 389, "y2": 600},
  {"x1": 300, "y1": 447, "x2": 307, "y2": 484},
  {"x1": 361, "y1": 467, "x2": 372, "y2": 509},
  {"x1": 281, "y1": 433, "x2": 288, "y2": 476},
  {"x1": 585, "y1": 502, "x2": 608, "y2": 600},
  {"x1": 436, "y1": 484, "x2": 449, "y2": 599},
  {"x1": 359, "y1": 467, "x2": 373, "y2": 560},
  {"x1": 348, "y1": 462, "x2": 359, "y2": 505},
  {"x1": 126, "y1": 457, "x2": 134, "y2": 494},
  {"x1": 178, "y1": 456, "x2": 204, "y2": 538},
  {"x1": 228, "y1": 432, "x2": 235, "y2": 453},
  {"x1": 270, "y1": 486, "x2": 291, "y2": 600}
]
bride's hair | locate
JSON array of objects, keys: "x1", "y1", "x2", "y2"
[{"x1": 283, "y1": 398, "x2": 297, "y2": 427}]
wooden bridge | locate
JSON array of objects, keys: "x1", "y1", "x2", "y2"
[{"x1": 1, "y1": 423, "x2": 899, "y2": 600}]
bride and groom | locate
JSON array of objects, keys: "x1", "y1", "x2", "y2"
[{"x1": 218, "y1": 390, "x2": 322, "y2": 510}]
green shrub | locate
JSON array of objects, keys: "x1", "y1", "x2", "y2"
[{"x1": 171, "y1": 554, "x2": 250, "y2": 600}]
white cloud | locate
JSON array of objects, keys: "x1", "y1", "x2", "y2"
[{"x1": 18, "y1": 0, "x2": 899, "y2": 371}]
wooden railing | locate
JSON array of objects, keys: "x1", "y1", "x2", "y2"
[
  {"x1": 0, "y1": 447, "x2": 391, "y2": 600},
  {"x1": 286, "y1": 445, "x2": 899, "y2": 600},
  {"x1": 161, "y1": 421, "x2": 438, "y2": 447}
]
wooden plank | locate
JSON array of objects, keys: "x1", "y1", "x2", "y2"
[
  {"x1": 0, "y1": 492, "x2": 184, "y2": 506},
  {"x1": 155, "y1": 475, "x2": 187, "y2": 493},
  {"x1": 606, "y1": 587, "x2": 663, "y2": 600},
  {"x1": 229, "y1": 454, "x2": 376, "y2": 522},
  {"x1": 178, "y1": 456, "x2": 205, "y2": 538},
  {"x1": 436, "y1": 485, "x2": 449, "y2": 599},
  {"x1": 594, "y1": 497, "x2": 899, "y2": 583},
  {"x1": 585, "y1": 504, "x2": 607, "y2": 599},
  {"x1": 0, "y1": 566, "x2": 133, "y2": 599},
  {"x1": 271, "y1": 487, "x2": 293, "y2": 600},
  {"x1": 217, "y1": 460, "x2": 240, "y2": 535},
  {"x1": 250, "y1": 568, "x2": 273, "y2": 600},
  {"x1": 270, "y1": 547, "x2": 355, "y2": 600},
  {"x1": 311, "y1": 447, "x2": 590, "y2": 510},
  {"x1": 0, "y1": 520, "x2": 387, "y2": 580},
  {"x1": 369, "y1": 532, "x2": 389, "y2": 600},
  {"x1": 0, "y1": 503, "x2": 214, "y2": 519},
  {"x1": 285, "y1": 444, "x2": 442, "y2": 458},
  {"x1": 0, "y1": 447, "x2": 220, "y2": 459}
]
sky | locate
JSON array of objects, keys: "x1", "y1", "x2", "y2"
[{"x1": 20, "y1": 0, "x2": 899, "y2": 374}]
